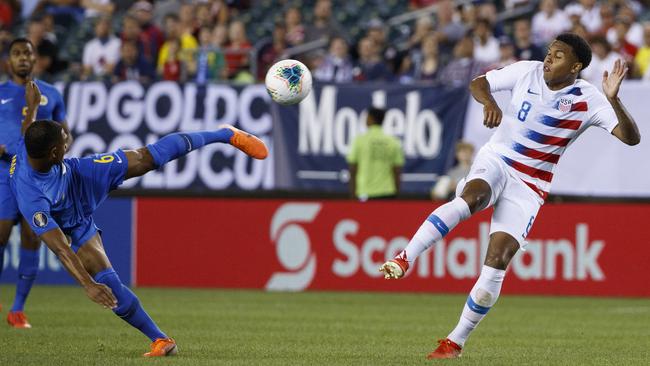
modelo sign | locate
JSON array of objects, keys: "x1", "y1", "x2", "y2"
[{"x1": 135, "y1": 199, "x2": 650, "y2": 297}]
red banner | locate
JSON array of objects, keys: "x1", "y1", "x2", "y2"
[{"x1": 136, "y1": 199, "x2": 650, "y2": 297}]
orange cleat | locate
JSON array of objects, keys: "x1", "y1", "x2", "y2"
[
  {"x1": 143, "y1": 338, "x2": 178, "y2": 357},
  {"x1": 427, "y1": 338, "x2": 462, "y2": 359},
  {"x1": 379, "y1": 256, "x2": 409, "y2": 279},
  {"x1": 221, "y1": 124, "x2": 269, "y2": 160},
  {"x1": 7, "y1": 311, "x2": 32, "y2": 329}
]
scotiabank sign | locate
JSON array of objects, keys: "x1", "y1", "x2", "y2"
[{"x1": 136, "y1": 199, "x2": 650, "y2": 297}]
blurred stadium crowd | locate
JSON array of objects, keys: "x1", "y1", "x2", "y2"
[{"x1": 0, "y1": 0, "x2": 649, "y2": 87}]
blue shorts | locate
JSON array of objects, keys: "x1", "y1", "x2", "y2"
[
  {"x1": 0, "y1": 175, "x2": 19, "y2": 222},
  {"x1": 64, "y1": 150, "x2": 128, "y2": 251}
]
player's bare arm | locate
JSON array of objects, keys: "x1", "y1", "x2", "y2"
[
  {"x1": 603, "y1": 59, "x2": 641, "y2": 146},
  {"x1": 469, "y1": 76, "x2": 502, "y2": 128},
  {"x1": 21, "y1": 81, "x2": 41, "y2": 134},
  {"x1": 40, "y1": 228, "x2": 117, "y2": 309}
]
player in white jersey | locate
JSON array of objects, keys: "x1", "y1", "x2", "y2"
[{"x1": 379, "y1": 33, "x2": 640, "y2": 359}]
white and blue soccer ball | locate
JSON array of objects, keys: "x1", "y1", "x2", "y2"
[{"x1": 265, "y1": 59, "x2": 312, "y2": 105}]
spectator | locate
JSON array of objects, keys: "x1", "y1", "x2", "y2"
[
  {"x1": 41, "y1": 13, "x2": 58, "y2": 44},
  {"x1": 581, "y1": 36, "x2": 622, "y2": 87},
  {"x1": 531, "y1": 0, "x2": 571, "y2": 46},
  {"x1": 157, "y1": 13, "x2": 198, "y2": 76},
  {"x1": 607, "y1": 6, "x2": 644, "y2": 49},
  {"x1": 493, "y1": 36, "x2": 517, "y2": 69},
  {"x1": 34, "y1": 0, "x2": 84, "y2": 28},
  {"x1": 211, "y1": 24, "x2": 228, "y2": 49},
  {"x1": 207, "y1": 0, "x2": 229, "y2": 26},
  {"x1": 314, "y1": 36, "x2": 354, "y2": 82},
  {"x1": 81, "y1": 0, "x2": 114, "y2": 18},
  {"x1": 439, "y1": 35, "x2": 486, "y2": 88},
  {"x1": 434, "y1": 0, "x2": 466, "y2": 64},
  {"x1": 401, "y1": 34, "x2": 440, "y2": 83},
  {"x1": 431, "y1": 142, "x2": 474, "y2": 201},
  {"x1": 633, "y1": 23, "x2": 650, "y2": 79},
  {"x1": 160, "y1": 38, "x2": 183, "y2": 82},
  {"x1": 112, "y1": 40, "x2": 155, "y2": 84},
  {"x1": 304, "y1": 0, "x2": 345, "y2": 43},
  {"x1": 514, "y1": 18, "x2": 545, "y2": 61},
  {"x1": 473, "y1": 18, "x2": 499, "y2": 64},
  {"x1": 153, "y1": 0, "x2": 181, "y2": 26},
  {"x1": 258, "y1": 22, "x2": 289, "y2": 81},
  {"x1": 225, "y1": 20, "x2": 252, "y2": 79},
  {"x1": 121, "y1": 15, "x2": 143, "y2": 55},
  {"x1": 347, "y1": 107, "x2": 404, "y2": 201},
  {"x1": 187, "y1": 26, "x2": 226, "y2": 84},
  {"x1": 595, "y1": 3, "x2": 616, "y2": 38},
  {"x1": 366, "y1": 19, "x2": 399, "y2": 74},
  {"x1": 82, "y1": 16, "x2": 121, "y2": 80},
  {"x1": 354, "y1": 37, "x2": 392, "y2": 82},
  {"x1": 196, "y1": 2, "x2": 214, "y2": 29},
  {"x1": 459, "y1": 3, "x2": 477, "y2": 32},
  {"x1": 131, "y1": 1, "x2": 164, "y2": 66},
  {"x1": 408, "y1": 16, "x2": 433, "y2": 50},
  {"x1": 179, "y1": 2, "x2": 197, "y2": 37},
  {"x1": 565, "y1": 0, "x2": 601, "y2": 34},
  {"x1": 27, "y1": 16, "x2": 64, "y2": 77},
  {"x1": 477, "y1": 2, "x2": 504, "y2": 37},
  {"x1": 284, "y1": 6, "x2": 305, "y2": 46},
  {"x1": 609, "y1": 15, "x2": 639, "y2": 63}
]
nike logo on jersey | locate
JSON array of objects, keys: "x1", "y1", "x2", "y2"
[
  {"x1": 0, "y1": 98, "x2": 12, "y2": 104},
  {"x1": 527, "y1": 89, "x2": 539, "y2": 95},
  {"x1": 115, "y1": 153, "x2": 123, "y2": 163}
]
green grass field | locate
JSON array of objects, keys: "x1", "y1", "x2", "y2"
[{"x1": 0, "y1": 285, "x2": 648, "y2": 366}]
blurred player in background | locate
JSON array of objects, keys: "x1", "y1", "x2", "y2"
[
  {"x1": 380, "y1": 33, "x2": 640, "y2": 359},
  {"x1": 0, "y1": 38, "x2": 70, "y2": 328},
  {"x1": 347, "y1": 107, "x2": 404, "y2": 200},
  {"x1": 10, "y1": 81, "x2": 268, "y2": 356}
]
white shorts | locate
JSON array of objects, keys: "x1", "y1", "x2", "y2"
[{"x1": 457, "y1": 146, "x2": 543, "y2": 248}]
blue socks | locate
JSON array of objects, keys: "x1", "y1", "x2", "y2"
[
  {"x1": 94, "y1": 268, "x2": 167, "y2": 341},
  {"x1": 0, "y1": 244, "x2": 5, "y2": 300},
  {"x1": 11, "y1": 247, "x2": 39, "y2": 312},
  {"x1": 146, "y1": 128, "x2": 234, "y2": 168}
]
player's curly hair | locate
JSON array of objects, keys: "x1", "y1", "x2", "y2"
[
  {"x1": 555, "y1": 33, "x2": 592, "y2": 70},
  {"x1": 8, "y1": 37, "x2": 35, "y2": 53},
  {"x1": 25, "y1": 120, "x2": 63, "y2": 159}
]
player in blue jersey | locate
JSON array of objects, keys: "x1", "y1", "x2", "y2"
[
  {"x1": 10, "y1": 81, "x2": 268, "y2": 356},
  {"x1": 0, "y1": 38, "x2": 72, "y2": 328}
]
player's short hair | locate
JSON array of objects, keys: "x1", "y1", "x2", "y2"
[
  {"x1": 367, "y1": 107, "x2": 386, "y2": 125},
  {"x1": 8, "y1": 38, "x2": 34, "y2": 53},
  {"x1": 25, "y1": 120, "x2": 64, "y2": 159},
  {"x1": 555, "y1": 33, "x2": 592, "y2": 70}
]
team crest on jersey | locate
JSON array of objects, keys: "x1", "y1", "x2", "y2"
[
  {"x1": 32, "y1": 212, "x2": 48, "y2": 227},
  {"x1": 40, "y1": 95, "x2": 48, "y2": 106},
  {"x1": 558, "y1": 97, "x2": 572, "y2": 112}
]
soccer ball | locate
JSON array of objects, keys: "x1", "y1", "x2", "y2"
[{"x1": 265, "y1": 59, "x2": 312, "y2": 105}]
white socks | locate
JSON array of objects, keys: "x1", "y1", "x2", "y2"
[
  {"x1": 400, "y1": 197, "x2": 471, "y2": 262},
  {"x1": 447, "y1": 266, "x2": 506, "y2": 347}
]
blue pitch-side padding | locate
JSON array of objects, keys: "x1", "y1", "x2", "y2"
[
  {"x1": 466, "y1": 295, "x2": 491, "y2": 314},
  {"x1": 426, "y1": 214, "x2": 450, "y2": 237},
  {"x1": 0, "y1": 197, "x2": 134, "y2": 286}
]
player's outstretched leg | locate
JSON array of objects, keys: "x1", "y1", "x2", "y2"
[
  {"x1": 7, "y1": 221, "x2": 41, "y2": 328},
  {"x1": 379, "y1": 180, "x2": 490, "y2": 279},
  {"x1": 123, "y1": 125, "x2": 269, "y2": 180},
  {"x1": 428, "y1": 232, "x2": 518, "y2": 359},
  {"x1": 147, "y1": 124, "x2": 268, "y2": 165},
  {"x1": 78, "y1": 234, "x2": 177, "y2": 357}
]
